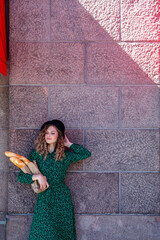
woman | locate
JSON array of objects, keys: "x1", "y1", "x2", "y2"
[{"x1": 17, "y1": 119, "x2": 91, "y2": 240}]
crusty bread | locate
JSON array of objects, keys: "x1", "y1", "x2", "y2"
[
  {"x1": 9, "y1": 157, "x2": 26, "y2": 169},
  {"x1": 6, "y1": 151, "x2": 44, "y2": 193},
  {"x1": 5, "y1": 151, "x2": 30, "y2": 164}
]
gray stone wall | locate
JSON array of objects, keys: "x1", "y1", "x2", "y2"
[
  {"x1": 0, "y1": 71, "x2": 9, "y2": 240},
  {"x1": 2, "y1": 0, "x2": 160, "y2": 239}
]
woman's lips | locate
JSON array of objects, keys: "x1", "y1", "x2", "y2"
[{"x1": 47, "y1": 138, "x2": 52, "y2": 140}]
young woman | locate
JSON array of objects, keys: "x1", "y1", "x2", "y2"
[{"x1": 17, "y1": 119, "x2": 91, "y2": 240}]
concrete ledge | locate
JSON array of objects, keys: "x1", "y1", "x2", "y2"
[
  {"x1": 0, "y1": 224, "x2": 6, "y2": 240},
  {"x1": 6, "y1": 215, "x2": 160, "y2": 240},
  {"x1": 0, "y1": 213, "x2": 6, "y2": 240},
  {"x1": 6, "y1": 215, "x2": 32, "y2": 240},
  {"x1": 76, "y1": 215, "x2": 160, "y2": 240}
]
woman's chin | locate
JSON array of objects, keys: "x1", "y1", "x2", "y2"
[{"x1": 47, "y1": 141, "x2": 56, "y2": 145}]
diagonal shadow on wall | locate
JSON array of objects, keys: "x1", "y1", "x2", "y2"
[{"x1": 50, "y1": 0, "x2": 159, "y2": 86}]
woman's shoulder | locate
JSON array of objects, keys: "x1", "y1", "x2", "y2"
[
  {"x1": 29, "y1": 148, "x2": 37, "y2": 155},
  {"x1": 64, "y1": 147, "x2": 73, "y2": 154},
  {"x1": 28, "y1": 148, "x2": 40, "y2": 160},
  {"x1": 64, "y1": 148, "x2": 73, "y2": 159}
]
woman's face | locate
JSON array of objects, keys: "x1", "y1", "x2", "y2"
[{"x1": 45, "y1": 126, "x2": 59, "y2": 145}]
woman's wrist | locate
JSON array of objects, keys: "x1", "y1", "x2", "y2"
[
  {"x1": 66, "y1": 142, "x2": 73, "y2": 148},
  {"x1": 32, "y1": 174, "x2": 37, "y2": 181},
  {"x1": 32, "y1": 174, "x2": 41, "y2": 181}
]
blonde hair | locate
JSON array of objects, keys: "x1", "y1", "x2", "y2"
[{"x1": 35, "y1": 125, "x2": 65, "y2": 161}]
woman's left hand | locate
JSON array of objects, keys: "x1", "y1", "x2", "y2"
[
  {"x1": 32, "y1": 174, "x2": 49, "y2": 191},
  {"x1": 64, "y1": 135, "x2": 73, "y2": 148}
]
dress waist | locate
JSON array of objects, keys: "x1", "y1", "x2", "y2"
[{"x1": 49, "y1": 181, "x2": 65, "y2": 189}]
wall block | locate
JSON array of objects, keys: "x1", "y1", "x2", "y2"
[
  {"x1": 9, "y1": 0, "x2": 50, "y2": 42},
  {"x1": 8, "y1": 172, "x2": 37, "y2": 214},
  {"x1": 9, "y1": 43, "x2": 85, "y2": 84},
  {"x1": 0, "y1": 171, "x2": 8, "y2": 212},
  {"x1": 121, "y1": 173, "x2": 160, "y2": 214},
  {"x1": 51, "y1": 0, "x2": 120, "y2": 42},
  {"x1": 121, "y1": 0, "x2": 160, "y2": 41},
  {"x1": 0, "y1": 130, "x2": 9, "y2": 171},
  {"x1": 50, "y1": 86, "x2": 119, "y2": 128},
  {"x1": 121, "y1": 86, "x2": 160, "y2": 128},
  {"x1": 76, "y1": 215, "x2": 160, "y2": 240},
  {"x1": 9, "y1": 86, "x2": 48, "y2": 128},
  {"x1": 85, "y1": 129, "x2": 159, "y2": 171},
  {"x1": 6, "y1": 215, "x2": 32, "y2": 240},
  {"x1": 9, "y1": 129, "x2": 39, "y2": 171},
  {"x1": 65, "y1": 172, "x2": 119, "y2": 214},
  {"x1": 0, "y1": 87, "x2": 9, "y2": 128},
  {"x1": 86, "y1": 43, "x2": 159, "y2": 85}
]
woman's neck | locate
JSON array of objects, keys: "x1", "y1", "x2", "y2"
[{"x1": 48, "y1": 143, "x2": 56, "y2": 153}]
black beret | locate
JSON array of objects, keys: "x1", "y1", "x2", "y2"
[{"x1": 40, "y1": 119, "x2": 65, "y2": 137}]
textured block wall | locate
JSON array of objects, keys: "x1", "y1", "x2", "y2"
[
  {"x1": 0, "y1": 70, "x2": 9, "y2": 239},
  {"x1": 2, "y1": 0, "x2": 160, "y2": 239}
]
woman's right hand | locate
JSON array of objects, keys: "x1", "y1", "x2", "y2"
[{"x1": 32, "y1": 174, "x2": 49, "y2": 191}]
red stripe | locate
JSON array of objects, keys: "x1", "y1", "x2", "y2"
[{"x1": 0, "y1": 0, "x2": 7, "y2": 76}]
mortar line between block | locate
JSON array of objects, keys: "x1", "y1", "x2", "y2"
[
  {"x1": 119, "y1": 172, "x2": 122, "y2": 214},
  {"x1": 49, "y1": 0, "x2": 51, "y2": 41},
  {"x1": 6, "y1": 116, "x2": 9, "y2": 216},
  {"x1": 84, "y1": 43, "x2": 87, "y2": 84},
  {"x1": 66, "y1": 170, "x2": 160, "y2": 173},
  {"x1": 78, "y1": 213, "x2": 160, "y2": 216},
  {"x1": 12, "y1": 170, "x2": 160, "y2": 173},
  {"x1": 75, "y1": 213, "x2": 160, "y2": 216},
  {"x1": 9, "y1": 40, "x2": 88, "y2": 43},
  {"x1": 9, "y1": 127, "x2": 159, "y2": 130},
  {"x1": 9, "y1": 40, "x2": 160, "y2": 44},
  {"x1": 118, "y1": 86, "x2": 122, "y2": 128},
  {"x1": 6, "y1": 213, "x2": 34, "y2": 217},
  {"x1": 119, "y1": 40, "x2": 160, "y2": 43},
  {"x1": 7, "y1": 213, "x2": 160, "y2": 216},
  {"x1": 9, "y1": 84, "x2": 160, "y2": 87}
]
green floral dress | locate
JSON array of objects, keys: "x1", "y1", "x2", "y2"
[{"x1": 17, "y1": 143, "x2": 91, "y2": 240}]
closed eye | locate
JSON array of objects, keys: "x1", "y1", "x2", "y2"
[{"x1": 45, "y1": 132, "x2": 56, "y2": 134}]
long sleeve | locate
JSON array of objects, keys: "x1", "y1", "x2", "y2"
[
  {"x1": 17, "y1": 149, "x2": 35, "y2": 184},
  {"x1": 17, "y1": 171, "x2": 33, "y2": 184},
  {"x1": 68, "y1": 143, "x2": 91, "y2": 163}
]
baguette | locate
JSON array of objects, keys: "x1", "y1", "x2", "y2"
[
  {"x1": 6, "y1": 151, "x2": 45, "y2": 194},
  {"x1": 9, "y1": 157, "x2": 26, "y2": 169},
  {"x1": 5, "y1": 151, "x2": 30, "y2": 164}
]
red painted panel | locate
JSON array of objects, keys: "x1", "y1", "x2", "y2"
[{"x1": 0, "y1": 0, "x2": 7, "y2": 76}]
